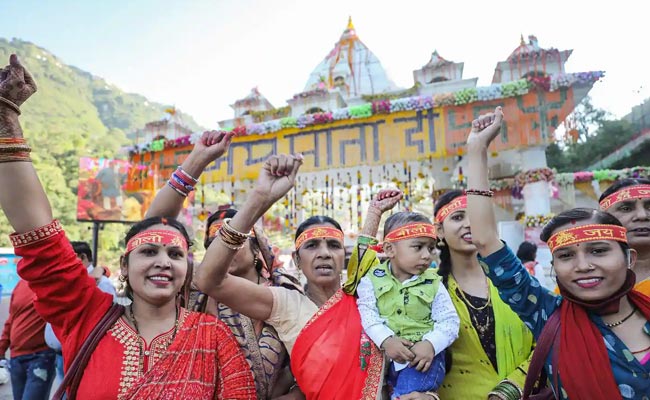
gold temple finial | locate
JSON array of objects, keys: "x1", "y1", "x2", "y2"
[
  {"x1": 347, "y1": 16, "x2": 355, "y2": 31},
  {"x1": 520, "y1": 34, "x2": 525, "y2": 45}
]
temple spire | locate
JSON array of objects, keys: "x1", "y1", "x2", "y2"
[{"x1": 347, "y1": 16, "x2": 355, "y2": 31}]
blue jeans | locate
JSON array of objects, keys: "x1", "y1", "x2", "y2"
[
  {"x1": 389, "y1": 350, "x2": 446, "y2": 398},
  {"x1": 9, "y1": 350, "x2": 56, "y2": 400},
  {"x1": 55, "y1": 353, "x2": 64, "y2": 381}
]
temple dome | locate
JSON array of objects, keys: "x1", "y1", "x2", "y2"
[{"x1": 303, "y1": 17, "x2": 397, "y2": 98}]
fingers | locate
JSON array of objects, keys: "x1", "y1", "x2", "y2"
[
  {"x1": 287, "y1": 153, "x2": 304, "y2": 181},
  {"x1": 0, "y1": 67, "x2": 8, "y2": 82},
  {"x1": 8, "y1": 54, "x2": 24, "y2": 80},
  {"x1": 377, "y1": 188, "x2": 402, "y2": 200},
  {"x1": 263, "y1": 154, "x2": 303, "y2": 178},
  {"x1": 23, "y1": 66, "x2": 37, "y2": 92},
  {"x1": 396, "y1": 337, "x2": 414, "y2": 347}
]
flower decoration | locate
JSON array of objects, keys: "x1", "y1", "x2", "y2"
[
  {"x1": 515, "y1": 167, "x2": 555, "y2": 187},
  {"x1": 523, "y1": 214, "x2": 555, "y2": 228}
]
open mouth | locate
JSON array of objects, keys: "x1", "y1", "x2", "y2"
[
  {"x1": 629, "y1": 227, "x2": 650, "y2": 236},
  {"x1": 461, "y1": 232, "x2": 473, "y2": 243},
  {"x1": 148, "y1": 275, "x2": 172, "y2": 285},
  {"x1": 573, "y1": 277, "x2": 603, "y2": 289},
  {"x1": 314, "y1": 265, "x2": 335, "y2": 275}
]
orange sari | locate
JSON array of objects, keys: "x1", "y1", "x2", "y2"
[{"x1": 290, "y1": 290, "x2": 384, "y2": 399}]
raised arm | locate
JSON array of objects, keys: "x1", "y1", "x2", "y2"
[
  {"x1": 194, "y1": 154, "x2": 303, "y2": 321},
  {"x1": 465, "y1": 107, "x2": 505, "y2": 257},
  {"x1": 0, "y1": 55, "x2": 51, "y2": 232},
  {"x1": 0, "y1": 56, "x2": 112, "y2": 355},
  {"x1": 145, "y1": 130, "x2": 233, "y2": 218},
  {"x1": 344, "y1": 189, "x2": 402, "y2": 294}
]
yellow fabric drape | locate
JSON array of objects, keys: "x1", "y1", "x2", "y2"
[{"x1": 437, "y1": 275, "x2": 534, "y2": 399}]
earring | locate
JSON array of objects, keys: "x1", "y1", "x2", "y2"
[
  {"x1": 296, "y1": 267, "x2": 302, "y2": 282},
  {"x1": 252, "y1": 253, "x2": 259, "y2": 269},
  {"x1": 118, "y1": 274, "x2": 127, "y2": 292},
  {"x1": 437, "y1": 240, "x2": 446, "y2": 248}
]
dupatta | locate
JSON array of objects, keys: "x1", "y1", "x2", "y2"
[{"x1": 290, "y1": 290, "x2": 384, "y2": 400}]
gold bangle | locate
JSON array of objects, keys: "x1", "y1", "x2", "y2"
[
  {"x1": 0, "y1": 97, "x2": 21, "y2": 115},
  {"x1": 215, "y1": 235, "x2": 245, "y2": 251},
  {"x1": 222, "y1": 218, "x2": 250, "y2": 239}
]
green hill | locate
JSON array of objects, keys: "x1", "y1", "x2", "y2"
[{"x1": 0, "y1": 38, "x2": 205, "y2": 263}]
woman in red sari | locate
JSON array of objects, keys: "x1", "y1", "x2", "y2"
[
  {"x1": 195, "y1": 153, "x2": 436, "y2": 399},
  {"x1": 0, "y1": 54, "x2": 256, "y2": 399}
]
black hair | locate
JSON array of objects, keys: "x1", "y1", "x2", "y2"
[
  {"x1": 383, "y1": 212, "x2": 432, "y2": 235},
  {"x1": 204, "y1": 208, "x2": 238, "y2": 249},
  {"x1": 540, "y1": 208, "x2": 630, "y2": 257},
  {"x1": 433, "y1": 190, "x2": 464, "y2": 287},
  {"x1": 122, "y1": 216, "x2": 193, "y2": 305},
  {"x1": 294, "y1": 215, "x2": 343, "y2": 241},
  {"x1": 203, "y1": 208, "x2": 265, "y2": 275},
  {"x1": 599, "y1": 178, "x2": 650, "y2": 203},
  {"x1": 516, "y1": 241, "x2": 537, "y2": 263},
  {"x1": 71, "y1": 241, "x2": 93, "y2": 263}
]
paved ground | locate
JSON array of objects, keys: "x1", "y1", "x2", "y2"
[{"x1": 0, "y1": 297, "x2": 61, "y2": 399}]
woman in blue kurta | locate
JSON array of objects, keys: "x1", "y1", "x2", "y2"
[{"x1": 463, "y1": 107, "x2": 650, "y2": 400}]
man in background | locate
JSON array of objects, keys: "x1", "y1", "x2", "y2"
[{"x1": 0, "y1": 279, "x2": 56, "y2": 400}]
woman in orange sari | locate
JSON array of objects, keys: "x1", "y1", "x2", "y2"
[
  {"x1": 599, "y1": 178, "x2": 650, "y2": 295},
  {"x1": 0, "y1": 55, "x2": 256, "y2": 399},
  {"x1": 195, "y1": 154, "x2": 433, "y2": 399}
]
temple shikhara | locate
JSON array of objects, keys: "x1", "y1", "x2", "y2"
[{"x1": 125, "y1": 18, "x2": 607, "y2": 247}]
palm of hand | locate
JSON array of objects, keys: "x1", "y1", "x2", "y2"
[{"x1": 0, "y1": 56, "x2": 37, "y2": 106}]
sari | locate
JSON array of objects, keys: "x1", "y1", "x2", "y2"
[{"x1": 290, "y1": 290, "x2": 384, "y2": 399}]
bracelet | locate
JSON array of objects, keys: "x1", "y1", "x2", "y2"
[
  {"x1": 0, "y1": 152, "x2": 31, "y2": 163},
  {"x1": 215, "y1": 234, "x2": 245, "y2": 251},
  {"x1": 171, "y1": 172, "x2": 195, "y2": 193},
  {"x1": 0, "y1": 97, "x2": 21, "y2": 115},
  {"x1": 217, "y1": 218, "x2": 250, "y2": 249},
  {"x1": 176, "y1": 166, "x2": 198, "y2": 185},
  {"x1": 167, "y1": 179, "x2": 188, "y2": 197},
  {"x1": 487, "y1": 391, "x2": 508, "y2": 400},
  {"x1": 424, "y1": 392, "x2": 441, "y2": 400},
  {"x1": 498, "y1": 380, "x2": 523, "y2": 399},
  {"x1": 465, "y1": 188, "x2": 494, "y2": 197}
]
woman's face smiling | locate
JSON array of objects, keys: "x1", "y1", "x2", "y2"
[
  {"x1": 122, "y1": 224, "x2": 189, "y2": 306},
  {"x1": 437, "y1": 209, "x2": 476, "y2": 254},
  {"x1": 551, "y1": 220, "x2": 636, "y2": 301}
]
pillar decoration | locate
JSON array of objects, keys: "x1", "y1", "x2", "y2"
[{"x1": 516, "y1": 147, "x2": 554, "y2": 251}]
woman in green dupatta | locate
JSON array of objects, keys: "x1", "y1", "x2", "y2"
[{"x1": 433, "y1": 190, "x2": 534, "y2": 400}]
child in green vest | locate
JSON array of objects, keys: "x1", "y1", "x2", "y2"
[{"x1": 357, "y1": 212, "x2": 460, "y2": 399}]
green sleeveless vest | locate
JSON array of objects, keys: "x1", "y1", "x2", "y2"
[{"x1": 368, "y1": 262, "x2": 440, "y2": 342}]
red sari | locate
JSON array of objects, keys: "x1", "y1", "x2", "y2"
[
  {"x1": 290, "y1": 290, "x2": 384, "y2": 399},
  {"x1": 12, "y1": 221, "x2": 256, "y2": 399}
]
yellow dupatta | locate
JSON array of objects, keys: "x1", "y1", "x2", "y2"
[{"x1": 437, "y1": 275, "x2": 534, "y2": 399}]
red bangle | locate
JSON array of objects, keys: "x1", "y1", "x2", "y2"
[{"x1": 465, "y1": 189, "x2": 494, "y2": 197}]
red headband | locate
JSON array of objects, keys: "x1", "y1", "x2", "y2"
[
  {"x1": 295, "y1": 227, "x2": 344, "y2": 250},
  {"x1": 435, "y1": 196, "x2": 467, "y2": 223},
  {"x1": 546, "y1": 224, "x2": 628, "y2": 253},
  {"x1": 126, "y1": 229, "x2": 188, "y2": 253},
  {"x1": 599, "y1": 185, "x2": 650, "y2": 210},
  {"x1": 384, "y1": 223, "x2": 437, "y2": 242}
]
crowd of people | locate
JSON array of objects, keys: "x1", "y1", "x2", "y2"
[{"x1": 0, "y1": 53, "x2": 649, "y2": 400}]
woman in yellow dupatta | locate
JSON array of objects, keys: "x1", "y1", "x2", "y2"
[
  {"x1": 599, "y1": 178, "x2": 650, "y2": 296},
  {"x1": 432, "y1": 190, "x2": 534, "y2": 400}
]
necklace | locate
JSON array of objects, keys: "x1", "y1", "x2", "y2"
[
  {"x1": 468, "y1": 305, "x2": 492, "y2": 335},
  {"x1": 454, "y1": 276, "x2": 492, "y2": 311},
  {"x1": 604, "y1": 306, "x2": 637, "y2": 328},
  {"x1": 632, "y1": 344, "x2": 650, "y2": 355}
]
